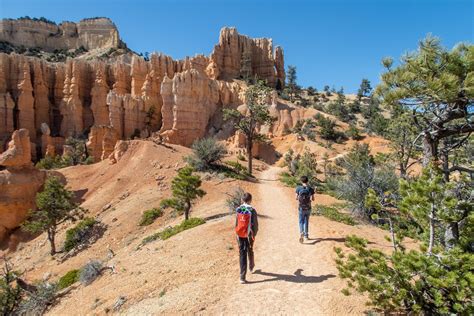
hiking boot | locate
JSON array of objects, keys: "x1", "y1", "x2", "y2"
[
  {"x1": 299, "y1": 233, "x2": 304, "y2": 243},
  {"x1": 239, "y1": 278, "x2": 247, "y2": 284},
  {"x1": 304, "y1": 236, "x2": 309, "y2": 241}
]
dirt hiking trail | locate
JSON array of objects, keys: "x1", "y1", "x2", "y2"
[{"x1": 213, "y1": 166, "x2": 368, "y2": 315}]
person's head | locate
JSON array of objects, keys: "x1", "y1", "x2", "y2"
[
  {"x1": 300, "y1": 176, "x2": 309, "y2": 184},
  {"x1": 242, "y1": 192, "x2": 252, "y2": 204}
]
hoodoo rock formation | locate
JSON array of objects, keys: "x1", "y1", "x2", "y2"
[
  {"x1": 0, "y1": 17, "x2": 122, "y2": 52},
  {"x1": 0, "y1": 19, "x2": 286, "y2": 160},
  {"x1": 0, "y1": 129, "x2": 47, "y2": 241}
]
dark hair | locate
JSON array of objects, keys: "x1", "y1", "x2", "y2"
[
  {"x1": 242, "y1": 192, "x2": 252, "y2": 203},
  {"x1": 300, "y1": 176, "x2": 308, "y2": 184}
]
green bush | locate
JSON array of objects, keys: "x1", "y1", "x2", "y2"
[
  {"x1": 313, "y1": 205, "x2": 357, "y2": 226},
  {"x1": 35, "y1": 155, "x2": 72, "y2": 170},
  {"x1": 57, "y1": 269, "x2": 80, "y2": 290},
  {"x1": 279, "y1": 171, "x2": 300, "y2": 187},
  {"x1": 139, "y1": 208, "x2": 163, "y2": 226},
  {"x1": 237, "y1": 153, "x2": 246, "y2": 161},
  {"x1": 347, "y1": 124, "x2": 362, "y2": 140},
  {"x1": 63, "y1": 218, "x2": 97, "y2": 252},
  {"x1": 142, "y1": 218, "x2": 205, "y2": 245}
]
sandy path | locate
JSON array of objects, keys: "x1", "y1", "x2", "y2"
[{"x1": 214, "y1": 167, "x2": 367, "y2": 315}]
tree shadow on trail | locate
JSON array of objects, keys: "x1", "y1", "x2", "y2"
[
  {"x1": 249, "y1": 269, "x2": 335, "y2": 284},
  {"x1": 304, "y1": 237, "x2": 347, "y2": 245}
]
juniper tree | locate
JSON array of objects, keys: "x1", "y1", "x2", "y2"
[
  {"x1": 160, "y1": 166, "x2": 206, "y2": 220},
  {"x1": 23, "y1": 177, "x2": 84, "y2": 256},
  {"x1": 223, "y1": 81, "x2": 276, "y2": 174}
]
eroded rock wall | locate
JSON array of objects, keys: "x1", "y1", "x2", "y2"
[
  {"x1": 0, "y1": 25, "x2": 284, "y2": 158},
  {"x1": 0, "y1": 17, "x2": 121, "y2": 52}
]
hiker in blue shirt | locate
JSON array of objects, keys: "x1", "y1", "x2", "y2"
[{"x1": 295, "y1": 176, "x2": 315, "y2": 243}]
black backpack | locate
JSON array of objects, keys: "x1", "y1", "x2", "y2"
[{"x1": 298, "y1": 186, "x2": 312, "y2": 211}]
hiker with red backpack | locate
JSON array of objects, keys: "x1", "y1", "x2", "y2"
[
  {"x1": 235, "y1": 192, "x2": 258, "y2": 284},
  {"x1": 296, "y1": 176, "x2": 315, "y2": 243}
]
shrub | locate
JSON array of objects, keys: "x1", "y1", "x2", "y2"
[
  {"x1": 139, "y1": 208, "x2": 163, "y2": 226},
  {"x1": 63, "y1": 218, "x2": 97, "y2": 252},
  {"x1": 279, "y1": 171, "x2": 300, "y2": 187},
  {"x1": 35, "y1": 155, "x2": 72, "y2": 170},
  {"x1": 236, "y1": 153, "x2": 246, "y2": 161},
  {"x1": 141, "y1": 218, "x2": 206, "y2": 245},
  {"x1": 18, "y1": 281, "x2": 57, "y2": 315},
  {"x1": 79, "y1": 260, "x2": 103, "y2": 285},
  {"x1": 329, "y1": 144, "x2": 399, "y2": 218},
  {"x1": 347, "y1": 124, "x2": 362, "y2": 140},
  {"x1": 313, "y1": 205, "x2": 357, "y2": 225},
  {"x1": 0, "y1": 261, "x2": 23, "y2": 315},
  {"x1": 185, "y1": 138, "x2": 227, "y2": 171},
  {"x1": 57, "y1": 269, "x2": 80, "y2": 290},
  {"x1": 225, "y1": 187, "x2": 246, "y2": 213}
]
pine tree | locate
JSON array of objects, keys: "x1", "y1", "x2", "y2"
[
  {"x1": 387, "y1": 112, "x2": 420, "y2": 178},
  {"x1": 335, "y1": 165, "x2": 473, "y2": 314},
  {"x1": 286, "y1": 65, "x2": 298, "y2": 101},
  {"x1": 22, "y1": 177, "x2": 84, "y2": 255},
  {"x1": 240, "y1": 48, "x2": 253, "y2": 82},
  {"x1": 223, "y1": 81, "x2": 276, "y2": 174},
  {"x1": 161, "y1": 166, "x2": 206, "y2": 220},
  {"x1": 357, "y1": 78, "x2": 372, "y2": 100},
  {"x1": 377, "y1": 36, "x2": 474, "y2": 166}
]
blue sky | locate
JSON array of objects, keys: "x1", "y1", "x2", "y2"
[{"x1": 1, "y1": 0, "x2": 472, "y2": 92}]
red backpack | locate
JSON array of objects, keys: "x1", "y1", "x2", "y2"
[{"x1": 235, "y1": 206, "x2": 253, "y2": 238}]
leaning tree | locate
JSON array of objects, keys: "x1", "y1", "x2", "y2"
[{"x1": 377, "y1": 36, "x2": 473, "y2": 173}]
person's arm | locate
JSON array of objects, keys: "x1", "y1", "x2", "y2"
[
  {"x1": 251, "y1": 209, "x2": 259, "y2": 238},
  {"x1": 295, "y1": 187, "x2": 299, "y2": 200},
  {"x1": 311, "y1": 187, "x2": 315, "y2": 201}
]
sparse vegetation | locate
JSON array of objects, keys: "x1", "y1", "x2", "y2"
[
  {"x1": 141, "y1": 218, "x2": 206, "y2": 245},
  {"x1": 36, "y1": 137, "x2": 93, "y2": 169},
  {"x1": 139, "y1": 208, "x2": 164, "y2": 226}
]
